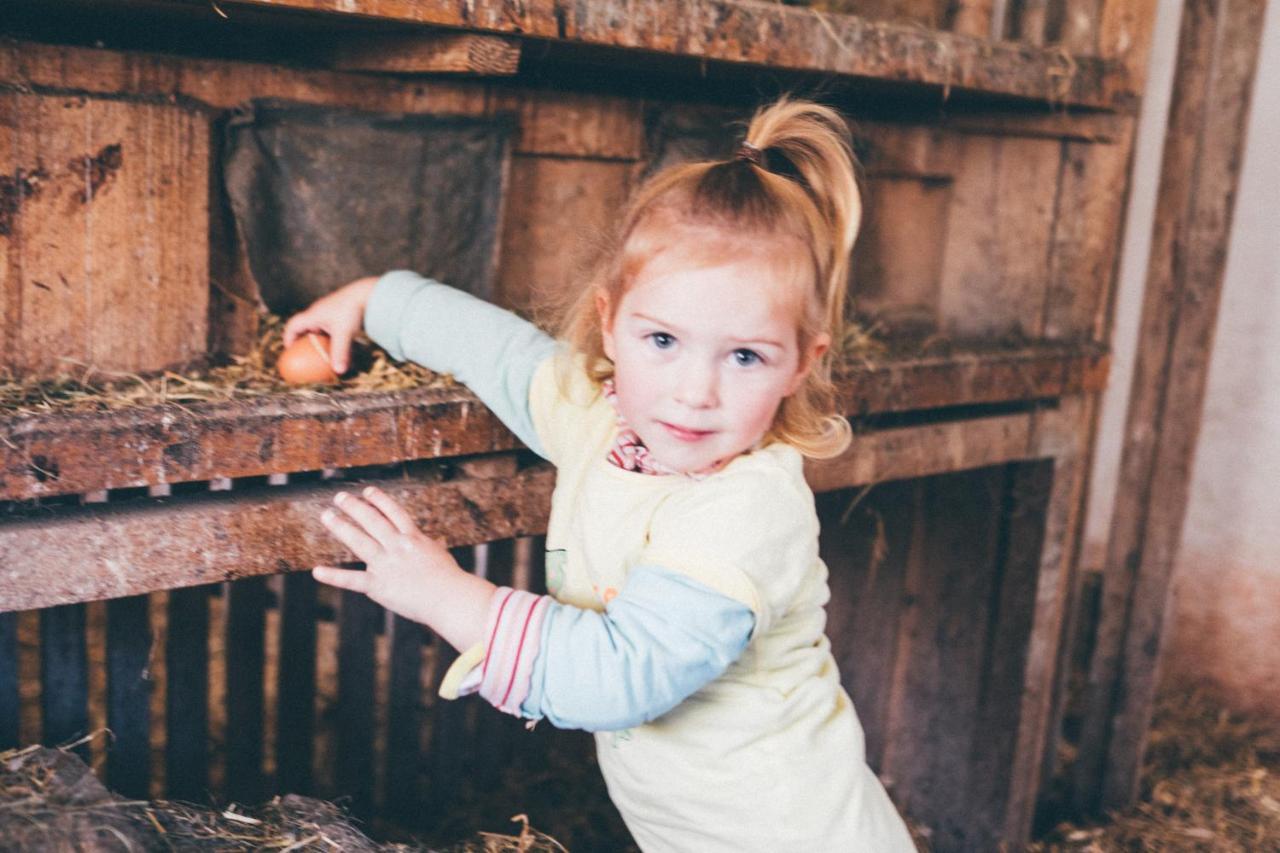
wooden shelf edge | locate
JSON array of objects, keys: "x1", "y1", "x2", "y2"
[
  {"x1": 0, "y1": 343, "x2": 1107, "y2": 502},
  {"x1": 226, "y1": 0, "x2": 1130, "y2": 109}
]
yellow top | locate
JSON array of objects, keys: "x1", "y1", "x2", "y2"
[{"x1": 449, "y1": 350, "x2": 914, "y2": 851}]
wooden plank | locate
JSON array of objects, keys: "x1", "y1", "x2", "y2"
[
  {"x1": 423, "y1": 546, "x2": 476, "y2": 829},
  {"x1": 275, "y1": 571, "x2": 317, "y2": 796},
  {"x1": 852, "y1": 175, "x2": 952, "y2": 330},
  {"x1": 495, "y1": 155, "x2": 633, "y2": 315},
  {"x1": 0, "y1": 40, "x2": 487, "y2": 117},
  {"x1": 384, "y1": 612, "x2": 426, "y2": 823},
  {"x1": 106, "y1": 594, "x2": 152, "y2": 799},
  {"x1": 877, "y1": 466, "x2": 1006, "y2": 849},
  {"x1": 0, "y1": 612, "x2": 16, "y2": 749},
  {"x1": 336, "y1": 590, "x2": 380, "y2": 821},
  {"x1": 1002, "y1": 396, "x2": 1089, "y2": 839},
  {"x1": 165, "y1": 584, "x2": 210, "y2": 802},
  {"x1": 804, "y1": 412, "x2": 1035, "y2": 494},
  {"x1": 1014, "y1": 0, "x2": 1050, "y2": 45},
  {"x1": 497, "y1": 88, "x2": 645, "y2": 160},
  {"x1": 950, "y1": 0, "x2": 996, "y2": 37},
  {"x1": 226, "y1": 0, "x2": 1128, "y2": 107},
  {"x1": 39, "y1": 603, "x2": 89, "y2": 759},
  {"x1": 1, "y1": 387, "x2": 523, "y2": 502},
  {"x1": 817, "y1": 478, "x2": 917, "y2": 768},
  {"x1": 1060, "y1": 0, "x2": 1101, "y2": 55},
  {"x1": 0, "y1": 92, "x2": 209, "y2": 378},
  {"x1": 331, "y1": 32, "x2": 520, "y2": 75},
  {"x1": 1042, "y1": 132, "x2": 1135, "y2": 340},
  {"x1": 1075, "y1": 0, "x2": 1268, "y2": 814},
  {"x1": 224, "y1": 575, "x2": 268, "y2": 805},
  {"x1": 0, "y1": 464, "x2": 555, "y2": 613},
  {"x1": 1098, "y1": 0, "x2": 1160, "y2": 92},
  {"x1": 966, "y1": 459, "x2": 1052, "y2": 844},
  {"x1": 0, "y1": 346, "x2": 1108, "y2": 502},
  {"x1": 939, "y1": 134, "x2": 1061, "y2": 338}
]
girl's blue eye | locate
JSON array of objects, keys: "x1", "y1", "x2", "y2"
[
  {"x1": 648, "y1": 332, "x2": 675, "y2": 350},
  {"x1": 733, "y1": 349, "x2": 763, "y2": 367}
]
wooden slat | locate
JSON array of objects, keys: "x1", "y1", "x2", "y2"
[
  {"x1": 804, "y1": 412, "x2": 1035, "y2": 494},
  {"x1": 275, "y1": 571, "x2": 317, "y2": 796},
  {"x1": 996, "y1": 397, "x2": 1090, "y2": 838},
  {"x1": 1042, "y1": 131, "x2": 1135, "y2": 340},
  {"x1": 330, "y1": 33, "x2": 521, "y2": 75},
  {"x1": 423, "y1": 546, "x2": 476, "y2": 830},
  {"x1": 878, "y1": 467, "x2": 1006, "y2": 849},
  {"x1": 950, "y1": 0, "x2": 996, "y2": 37},
  {"x1": 496, "y1": 156, "x2": 634, "y2": 315},
  {"x1": 1014, "y1": 0, "x2": 1050, "y2": 45},
  {"x1": 817, "y1": 479, "x2": 918, "y2": 769},
  {"x1": 384, "y1": 612, "x2": 425, "y2": 823},
  {"x1": 0, "y1": 612, "x2": 17, "y2": 749},
  {"x1": 1098, "y1": 0, "x2": 1161, "y2": 92},
  {"x1": 1, "y1": 345, "x2": 1108, "y2": 502},
  {"x1": 0, "y1": 464, "x2": 555, "y2": 612},
  {"x1": 1075, "y1": 0, "x2": 1268, "y2": 814},
  {"x1": 39, "y1": 603, "x2": 89, "y2": 759},
  {"x1": 165, "y1": 584, "x2": 211, "y2": 801},
  {"x1": 106, "y1": 594, "x2": 151, "y2": 799},
  {"x1": 224, "y1": 575, "x2": 268, "y2": 805},
  {"x1": 335, "y1": 590, "x2": 380, "y2": 821},
  {"x1": 1, "y1": 387, "x2": 519, "y2": 502},
  {"x1": 1060, "y1": 0, "x2": 1101, "y2": 55},
  {"x1": 0, "y1": 92, "x2": 209, "y2": 379},
  {"x1": 966, "y1": 460, "x2": 1052, "y2": 844},
  {"x1": 226, "y1": 0, "x2": 1128, "y2": 107},
  {"x1": 938, "y1": 134, "x2": 1061, "y2": 338}
]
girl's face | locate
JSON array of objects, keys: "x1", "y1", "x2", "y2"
[{"x1": 599, "y1": 255, "x2": 828, "y2": 474}]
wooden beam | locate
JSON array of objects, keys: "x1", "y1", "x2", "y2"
[
  {"x1": 1074, "y1": 0, "x2": 1268, "y2": 814},
  {"x1": 1, "y1": 345, "x2": 1108, "y2": 502},
  {"x1": 222, "y1": 0, "x2": 1129, "y2": 108},
  {"x1": 0, "y1": 463, "x2": 555, "y2": 612},
  {"x1": 329, "y1": 32, "x2": 521, "y2": 76},
  {"x1": 804, "y1": 411, "x2": 1036, "y2": 493}
]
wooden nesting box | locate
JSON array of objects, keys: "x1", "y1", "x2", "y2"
[{"x1": 0, "y1": 1, "x2": 1164, "y2": 849}]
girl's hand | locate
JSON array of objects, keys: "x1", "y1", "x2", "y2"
[
  {"x1": 313, "y1": 485, "x2": 496, "y2": 651},
  {"x1": 282, "y1": 276, "x2": 379, "y2": 374}
]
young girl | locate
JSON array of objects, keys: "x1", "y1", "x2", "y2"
[{"x1": 284, "y1": 98, "x2": 915, "y2": 851}]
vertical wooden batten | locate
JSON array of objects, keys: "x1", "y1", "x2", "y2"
[{"x1": 1074, "y1": 0, "x2": 1269, "y2": 814}]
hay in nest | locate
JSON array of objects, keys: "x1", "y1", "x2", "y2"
[
  {"x1": 1034, "y1": 685, "x2": 1280, "y2": 851},
  {"x1": 0, "y1": 312, "x2": 452, "y2": 418}
]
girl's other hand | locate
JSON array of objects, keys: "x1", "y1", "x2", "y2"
[
  {"x1": 282, "y1": 276, "x2": 379, "y2": 374},
  {"x1": 313, "y1": 485, "x2": 495, "y2": 651}
]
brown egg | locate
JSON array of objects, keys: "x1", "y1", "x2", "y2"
[{"x1": 278, "y1": 332, "x2": 340, "y2": 385}]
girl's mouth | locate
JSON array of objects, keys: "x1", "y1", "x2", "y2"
[{"x1": 660, "y1": 422, "x2": 714, "y2": 442}]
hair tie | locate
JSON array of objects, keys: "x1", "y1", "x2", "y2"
[{"x1": 735, "y1": 141, "x2": 765, "y2": 168}]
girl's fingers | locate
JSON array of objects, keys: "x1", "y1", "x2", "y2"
[
  {"x1": 313, "y1": 566, "x2": 371, "y2": 594},
  {"x1": 360, "y1": 486, "x2": 419, "y2": 536},
  {"x1": 320, "y1": 506, "x2": 381, "y2": 563},
  {"x1": 330, "y1": 492, "x2": 400, "y2": 544}
]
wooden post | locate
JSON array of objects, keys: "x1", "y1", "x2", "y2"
[{"x1": 1074, "y1": 0, "x2": 1268, "y2": 813}]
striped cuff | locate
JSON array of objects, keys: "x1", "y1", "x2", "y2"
[{"x1": 460, "y1": 587, "x2": 550, "y2": 716}]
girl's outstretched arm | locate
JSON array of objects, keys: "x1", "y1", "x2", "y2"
[
  {"x1": 313, "y1": 485, "x2": 495, "y2": 653},
  {"x1": 363, "y1": 271, "x2": 558, "y2": 460}
]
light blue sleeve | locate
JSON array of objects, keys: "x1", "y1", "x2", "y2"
[
  {"x1": 363, "y1": 270, "x2": 558, "y2": 460},
  {"x1": 521, "y1": 565, "x2": 755, "y2": 732}
]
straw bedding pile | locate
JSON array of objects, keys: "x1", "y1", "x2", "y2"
[{"x1": 0, "y1": 738, "x2": 564, "y2": 852}]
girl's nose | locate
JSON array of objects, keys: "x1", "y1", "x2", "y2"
[{"x1": 675, "y1": 363, "x2": 719, "y2": 408}]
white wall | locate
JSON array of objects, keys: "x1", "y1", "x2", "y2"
[{"x1": 1083, "y1": 0, "x2": 1280, "y2": 714}]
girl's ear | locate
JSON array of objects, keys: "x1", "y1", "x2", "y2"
[
  {"x1": 787, "y1": 332, "x2": 830, "y2": 395},
  {"x1": 596, "y1": 288, "x2": 617, "y2": 361}
]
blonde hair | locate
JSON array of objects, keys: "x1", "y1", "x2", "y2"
[{"x1": 559, "y1": 97, "x2": 861, "y2": 458}]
